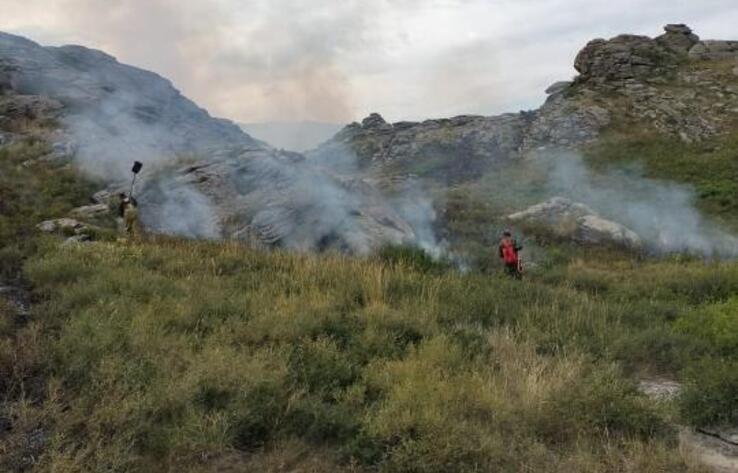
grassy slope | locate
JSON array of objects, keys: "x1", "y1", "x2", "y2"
[
  {"x1": 1, "y1": 100, "x2": 737, "y2": 472},
  {"x1": 2, "y1": 232, "x2": 736, "y2": 471},
  {"x1": 580, "y1": 57, "x2": 738, "y2": 230},
  {"x1": 0, "y1": 140, "x2": 99, "y2": 279}
]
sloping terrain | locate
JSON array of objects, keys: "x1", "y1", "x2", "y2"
[
  {"x1": 2, "y1": 134, "x2": 737, "y2": 470},
  {"x1": 0, "y1": 32, "x2": 424, "y2": 254},
  {"x1": 0, "y1": 23, "x2": 737, "y2": 473}
]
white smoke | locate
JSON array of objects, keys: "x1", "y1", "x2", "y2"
[
  {"x1": 241, "y1": 151, "x2": 374, "y2": 253},
  {"x1": 137, "y1": 177, "x2": 221, "y2": 240},
  {"x1": 389, "y1": 180, "x2": 445, "y2": 259},
  {"x1": 535, "y1": 151, "x2": 738, "y2": 257},
  {"x1": 307, "y1": 142, "x2": 445, "y2": 257},
  {"x1": 64, "y1": 101, "x2": 187, "y2": 181},
  {"x1": 2, "y1": 31, "x2": 446, "y2": 255}
]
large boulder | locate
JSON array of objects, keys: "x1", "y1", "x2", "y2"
[
  {"x1": 507, "y1": 197, "x2": 641, "y2": 248},
  {"x1": 36, "y1": 217, "x2": 86, "y2": 234},
  {"x1": 69, "y1": 203, "x2": 110, "y2": 219},
  {"x1": 574, "y1": 34, "x2": 678, "y2": 84}
]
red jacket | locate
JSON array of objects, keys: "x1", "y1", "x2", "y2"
[{"x1": 498, "y1": 238, "x2": 521, "y2": 265}]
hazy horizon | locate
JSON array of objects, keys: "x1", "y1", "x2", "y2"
[{"x1": 239, "y1": 121, "x2": 345, "y2": 152}]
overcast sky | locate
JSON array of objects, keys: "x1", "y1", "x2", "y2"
[{"x1": 5, "y1": 0, "x2": 738, "y2": 124}]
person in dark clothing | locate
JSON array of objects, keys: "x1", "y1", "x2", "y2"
[
  {"x1": 118, "y1": 193, "x2": 139, "y2": 237},
  {"x1": 498, "y1": 230, "x2": 522, "y2": 279}
]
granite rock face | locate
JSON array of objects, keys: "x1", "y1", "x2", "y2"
[
  {"x1": 0, "y1": 31, "x2": 255, "y2": 180},
  {"x1": 309, "y1": 112, "x2": 530, "y2": 183},
  {"x1": 568, "y1": 24, "x2": 738, "y2": 142}
]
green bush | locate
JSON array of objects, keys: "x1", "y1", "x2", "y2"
[
  {"x1": 679, "y1": 358, "x2": 738, "y2": 426},
  {"x1": 543, "y1": 364, "x2": 669, "y2": 442},
  {"x1": 676, "y1": 296, "x2": 738, "y2": 356},
  {"x1": 612, "y1": 325, "x2": 707, "y2": 373}
]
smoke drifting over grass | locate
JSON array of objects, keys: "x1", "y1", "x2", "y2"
[{"x1": 536, "y1": 151, "x2": 738, "y2": 257}]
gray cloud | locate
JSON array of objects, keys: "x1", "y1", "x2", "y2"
[{"x1": 5, "y1": 0, "x2": 738, "y2": 123}]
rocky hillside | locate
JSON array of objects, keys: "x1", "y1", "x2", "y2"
[
  {"x1": 0, "y1": 32, "x2": 254, "y2": 177},
  {"x1": 312, "y1": 24, "x2": 738, "y2": 182},
  {"x1": 0, "y1": 32, "x2": 422, "y2": 253},
  {"x1": 2, "y1": 24, "x2": 737, "y2": 256}
]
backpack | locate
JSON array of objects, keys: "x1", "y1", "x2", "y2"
[{"x1": 501, "y1": 239, "x2": 518, "y2": 265}]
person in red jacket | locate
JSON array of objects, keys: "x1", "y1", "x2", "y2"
[{"x1": 498, "y1": 229, "x2": 522, "y2": 279}]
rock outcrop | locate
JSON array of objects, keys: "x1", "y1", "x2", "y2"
[
  {"x1": 507, "y1": 197, "x2": 642, "y2": 248},
  {"x1": 36, "y1": 217, "x2": 87, "y2": 235},
  {"x1": 567, "y1": 24, "x2": 738, "y2": 142},
  {"x1": 573, "y1": 34, "x2": 677, "y2": 83},
  {"x1": 5, "y1": 24, "x2": 738, "y2": 254},
  {"x1": 312, "y1": 23, "x2": 738, "y2": 182},
  {"x1": 69, "y1": 203, "x2": 110, "y2": 219},
  {"x1": 656, "y1": 24, "x2": 700, "y2": 54},
  {"x1": 309, "y1": 112, "x2": 529, "y2": 183}
]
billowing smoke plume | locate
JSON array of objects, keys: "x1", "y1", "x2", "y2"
[
  {"x1": 389, "y1": 180, "x2": 445, "y2": 258},
  {"x1": 26, "y1": 40, "x2": 438, "y2": 253},
  {"x1": 237, "y1": 150, "x2": 384, "y2": 253},
  {"x1": 533, "y1": 151, "x2": 738, "y2": 257},
  {"x1": 306, "y1": 142, "x2": 444, "y2": 256},
  {"x1": 137, "y1": 176, "x2": 221, "y2": 239}
]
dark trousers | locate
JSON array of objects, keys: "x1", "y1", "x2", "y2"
[{"x1": 505, "y1": 262, "x2": 521, "y2": 279}]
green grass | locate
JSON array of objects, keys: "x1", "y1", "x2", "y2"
[
  {"x1": 0, "y1": 235, "x2": 731, "y2": 471},
  {"x1": 0, "y1": 139, "x2": 100, "y2": 279},
  {"x1": 2, "y1": 101, "x2": 736, "y2": 472}
]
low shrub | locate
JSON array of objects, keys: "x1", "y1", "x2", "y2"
[
  {"x1": 679, "y1": 358, "x2": 738, "y2": 427},
  {"x1": 676, "y1": 296, "x2": 738, "y2": 357},
  {"x1": 377, "y1": 244, "x2": 450, "y2": 273}
]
